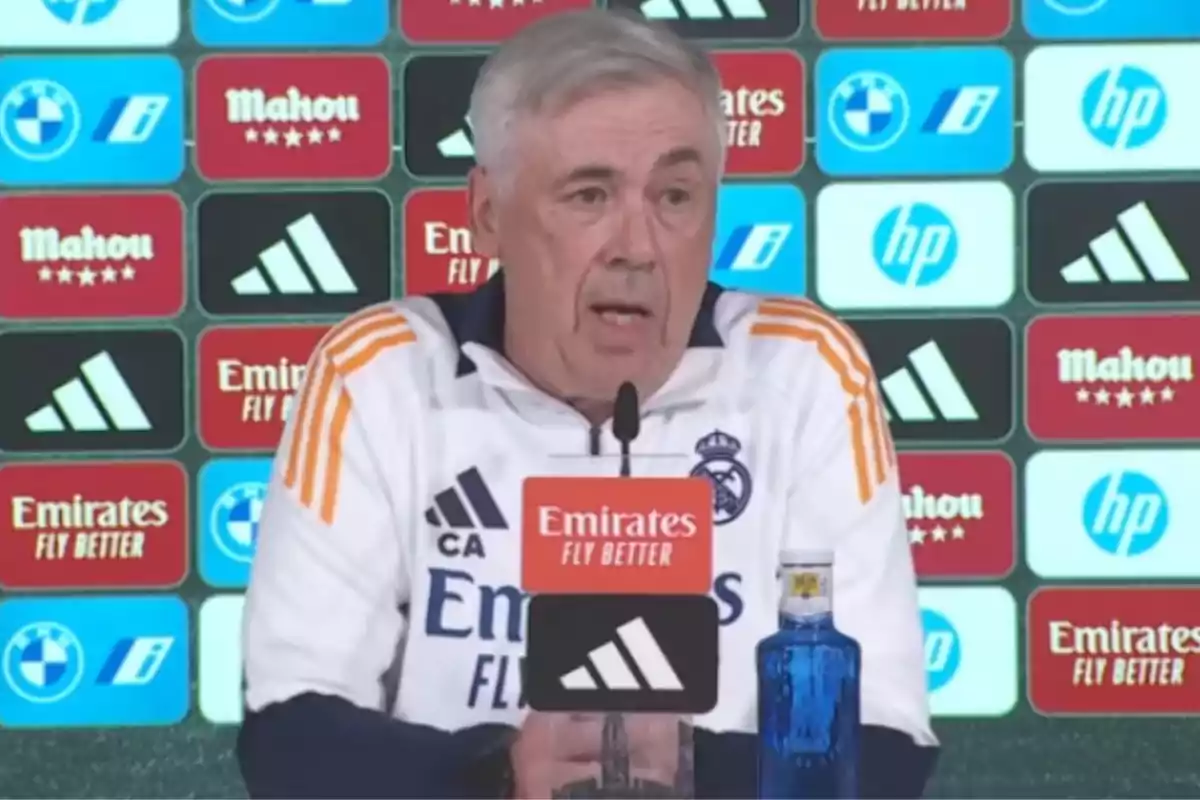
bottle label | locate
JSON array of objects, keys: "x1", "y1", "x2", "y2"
[{"x1": 780, "y1": 564, "x2": 832, "y2": 618}]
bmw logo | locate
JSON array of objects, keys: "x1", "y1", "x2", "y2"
[
  {"x1": 3, "y1": 621, "x2": 85, "y2": 704},
  {"x1": 206, "y1": 0, "x2": 282, "y2": 23},
  {"x1": 0, "y1": 79, "x2": 81, "y2": 162},
  {"x1": 211, "y1": 482, "x2": 268, "y2": 564},
  {"x1": 828, "y1": 71, "x2": 910, "y2": 154}
]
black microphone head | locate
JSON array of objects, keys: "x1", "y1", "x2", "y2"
[{"x1": 613, "y1": 381, "x2": 640, "y2": 444}]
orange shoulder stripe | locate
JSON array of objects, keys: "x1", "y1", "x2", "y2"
[
  {"x1": 750, "y1": 299, "x2": 893, "y2": 504},
  {"x1": 282, "y1": 305, "x2": 416, "y2": 525}
]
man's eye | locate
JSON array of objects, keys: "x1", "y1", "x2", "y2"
[
  {"x1": 572, "y1": 187, "x2": 607, "y2": 204},
  {"x1": 663, "y1": 188, "x2": 691, "y2": 205}
]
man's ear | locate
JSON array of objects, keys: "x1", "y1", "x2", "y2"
[{"x1": 468, "y1": 165, "x2": 500, "y2": 257}]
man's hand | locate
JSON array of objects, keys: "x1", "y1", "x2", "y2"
[{"x1": 510, "y1": 712, "x2": 686, "y2": 798}]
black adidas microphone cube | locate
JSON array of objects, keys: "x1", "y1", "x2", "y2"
[{"x1": 524, "y1": 594, "x2": 719, "y2": 714}]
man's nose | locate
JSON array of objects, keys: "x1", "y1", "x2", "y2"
[{"x1": 611, "y1": 198, "x2": 658, "y2": 267}]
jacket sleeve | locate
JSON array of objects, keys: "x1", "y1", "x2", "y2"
[
  {"x1": 238, "y1": 310, "x2": 514, "y2": 799},
  {"x1": 781, "y1": 319, "x2": 940, "y2": 797}
]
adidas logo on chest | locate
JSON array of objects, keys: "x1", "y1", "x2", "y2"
[{"x1": 425, "y1": 467, "x2": 509, "y2": 559}]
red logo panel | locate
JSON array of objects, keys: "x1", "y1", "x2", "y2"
[
  {"x1": 198, "y1": 325, "x2": 330, "y2": 451},
  {"x1": 1029, "y1": 588, "x2": 1200, "y2": 715},
  {"x1": 194, "y1": 55, "x2": 392, "y2": 181},
  {"x1": 899, "y1": 451, "x2": 1014, "y2": 580},
  {"x1": 814, "y1": 0, "x2": 1012, "y2": 40},
  {"x1": 400, "y1": 0, "x2": 594, "y2": 43},
  {"x1": 0, "y1": 193, "x2": 184, "y2": 320},
  {"x1": 1026, "y1": 314, "x2": 1200, "y2": 442},
  {"x1": 712, "y1": 51, "x2": 805, "y2": 176},
  {"x1": 402, "y1": 189, "x2": 497, "y2": 296},
  {"x1": 0, "y1": 462, "x2": 187, "y2": 590}
]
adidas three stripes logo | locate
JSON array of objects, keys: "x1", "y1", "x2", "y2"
[
  {"x1": 559, "y1": 617, "x2": 685, "y2": 693},
  {"x1": 1060, "y1": 202, "x2": 1190, "y2": 285},
  {"x1": 640, "y1": 0, "x2": 767, "y2": 19},
  {"x1": 425, "y1": 467, "x2": 508, "y2": 530},
  {"x1": 230, "y1": 213, "x2": 359, "y2": 296},
  {"x1": 25, "y1": 351, "x2": 152, "y2": 433},
  {"x1": 879, "y1": 341, "x2": 979, "y2": 424}
]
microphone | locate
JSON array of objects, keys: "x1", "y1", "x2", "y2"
[{"x1": 613, "y1": 382, "x2": 640, "y2": 478}]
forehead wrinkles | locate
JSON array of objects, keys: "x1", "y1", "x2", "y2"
[{"x1": 517, "y1": 89, "x2": 712, "y2": 178}]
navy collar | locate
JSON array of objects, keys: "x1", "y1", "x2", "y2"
[{"x1": 429, "y1": 270, "x2": 725, "y2": 378}]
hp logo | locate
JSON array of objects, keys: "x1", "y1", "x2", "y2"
[
  {"x1": 42, "y1": 0, "x2": 121, "y2": 25},
  {"x1": 872, "y1": 203, "x2": 958, "y2": 287},
  {"x1": 1081, "y1": 66, "x2": 1167, "y2": 150},
  {"x1": 1082, "y1": 470, "x2": 1168, "y2": 557},
  {"x1": 920, "y1": 609, "x2": 960, "y2": 693}
]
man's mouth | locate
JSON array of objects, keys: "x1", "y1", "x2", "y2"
[{"x1": 590, "y1": 302, "x2": 651, "y2": 327}]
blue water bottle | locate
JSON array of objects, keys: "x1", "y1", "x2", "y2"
[{"x1": 757, "y1": 550, "x2": 861, "y2": 798}]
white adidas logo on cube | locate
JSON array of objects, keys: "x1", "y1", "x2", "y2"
[
  {"x1": 25, "y1": 351, "x2": 151, "y2": 433},
  {"x1": 879, "y1": 341, "x2": 978, "y2": 424},
  {"x1": 1060, "y1": 201, "x2": 1189, "y2": 284},
  {"x1": 559, "y1": 617, "x2": 685, "y2": 693},
  {"x1": 230, "y1": 213, "x2": 359, "y2": 296}
]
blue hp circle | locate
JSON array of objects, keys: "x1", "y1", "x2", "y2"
[
  {"x1": 828, "y1": 71, "x2": 909, "y2": 153},
  {"x1": 1, "y1": 80, "x2": 81, "y2": 162},
  {"x1": 921, "y1": 609, "x2": 961, "y2": 693},
  {"x1": 1081, "y1": 66, "x2": 1167, "y2": 150},
  {"x1": 872, "y1": 202, "x2": 958, "y2": 287},
  {"x1": 42, "y1": 0, "x2": 122, "y2": 25},
  {"x1": 1082, "y1": 470, "x2": 1168, "y2": 557},
  {"x1": 3, "y1": 621, "x2": 85, "y2": 704},
  {"x1": 211, "y1": 482, "x2": 268, "y2": 564},
  {"x1": 206, "y1": 0, "x2": 282, "y2": 23}
]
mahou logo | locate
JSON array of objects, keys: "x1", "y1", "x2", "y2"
[
  {"x1": 197, "y1": 325, "x2": 330, "y2": 450},
  {"x1": 899, "y1": 452, "x2": 1014, "y2": 580},
  {"x1": 0, "y1": 193, "x2": 184, "y2": 320},
  {"x1": 1026, "y1": 314, "x2": 1200, "y2": 441},
  {"x1": 194, "y1": 55, "x2": 392, "y2": 181},
  {"x1": 712, "y1": 51, "x2": 805, "y2": 176},
  {"x1": 0, "y1": 462, "x2": 187, "y2": 590},
  {"x1": 403, "y1": 188, "x2": 499, "y2": 295},
  {"x1": 1028, "y1": 587, "x2": 1200, "y2": 714}
]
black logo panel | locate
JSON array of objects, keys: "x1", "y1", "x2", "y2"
[
  {"x1": 403, "y1": 55, "x2": 486, "y2": 178},
  {"x1": 607, "y1": 0, "x2": 802, "y2": 40},
  {"x1": 1027, "y1": 181, "x2": 1200, "y2": 306},
  {"x1": 526, "y1": 594, "x2": 718, "y2": 713},
  {"x1": 0, "y1": 330, "x2": 185, "y2": 453},
  {"x1": 197, "y1": 190, "x2": 393, "y2": 316},
  {"x1": 849, "y1": 318, "x2": 1014, "y2": 444}
]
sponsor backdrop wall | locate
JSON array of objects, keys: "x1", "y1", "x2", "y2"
[{"x1": 1, "y1": 0, "x2": 1198, "y2": 796}]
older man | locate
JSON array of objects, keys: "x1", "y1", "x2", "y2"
[{"x1": 237, "y1": 9, "x2": 938, "y2": 799}]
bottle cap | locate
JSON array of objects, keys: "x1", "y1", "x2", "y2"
[{"x1": 780, "y1": 549, "x2": 833, "y2": 567}]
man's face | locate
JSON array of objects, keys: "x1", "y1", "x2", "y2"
[{"x1": 470, "y1": 77, "x2": 719, "y2": 402}]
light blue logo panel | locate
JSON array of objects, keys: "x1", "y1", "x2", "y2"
[
  {"x1": 193, "y1": 0, "x2": 388, "y2": 47},
  {"x1": 710, "y1": 183, "x2": 806, "y2": 298},
  {"x1": 1025, "y1": 45, "x2": 1200, "y2": 172},
  {"x1": 0, "y1": 0, "x2": 180, "y2": 48},
  {"x1": 198, "y1": 458, "x2": 274, "y2": 589},
  {"x1": 1025, "y1": 450, "x2": 1200, "y2": 579},
  {"x1": 1025, "y1": 0, "x2": 1200, "y2": 40},
  {"x1": 816, "y1": 47, "x2": 1014, "y2": 177},
  {"x1": 0, "y1": 56, "x2": 183, "y2": 186},
  {"x1": 0, "y1": 595, "x2": 189, "y2": 727},
  {"x1": 816, "y1": 181, "x2": 1014, "y2": 311}
]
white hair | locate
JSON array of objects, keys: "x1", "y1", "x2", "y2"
[{"x1": 467, "y1": 9, "x2": 725, "y2": 183}]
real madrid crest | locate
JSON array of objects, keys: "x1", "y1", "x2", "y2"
[{"x1": 689, "y1": 430, "x2": 753, "y2": 526}]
